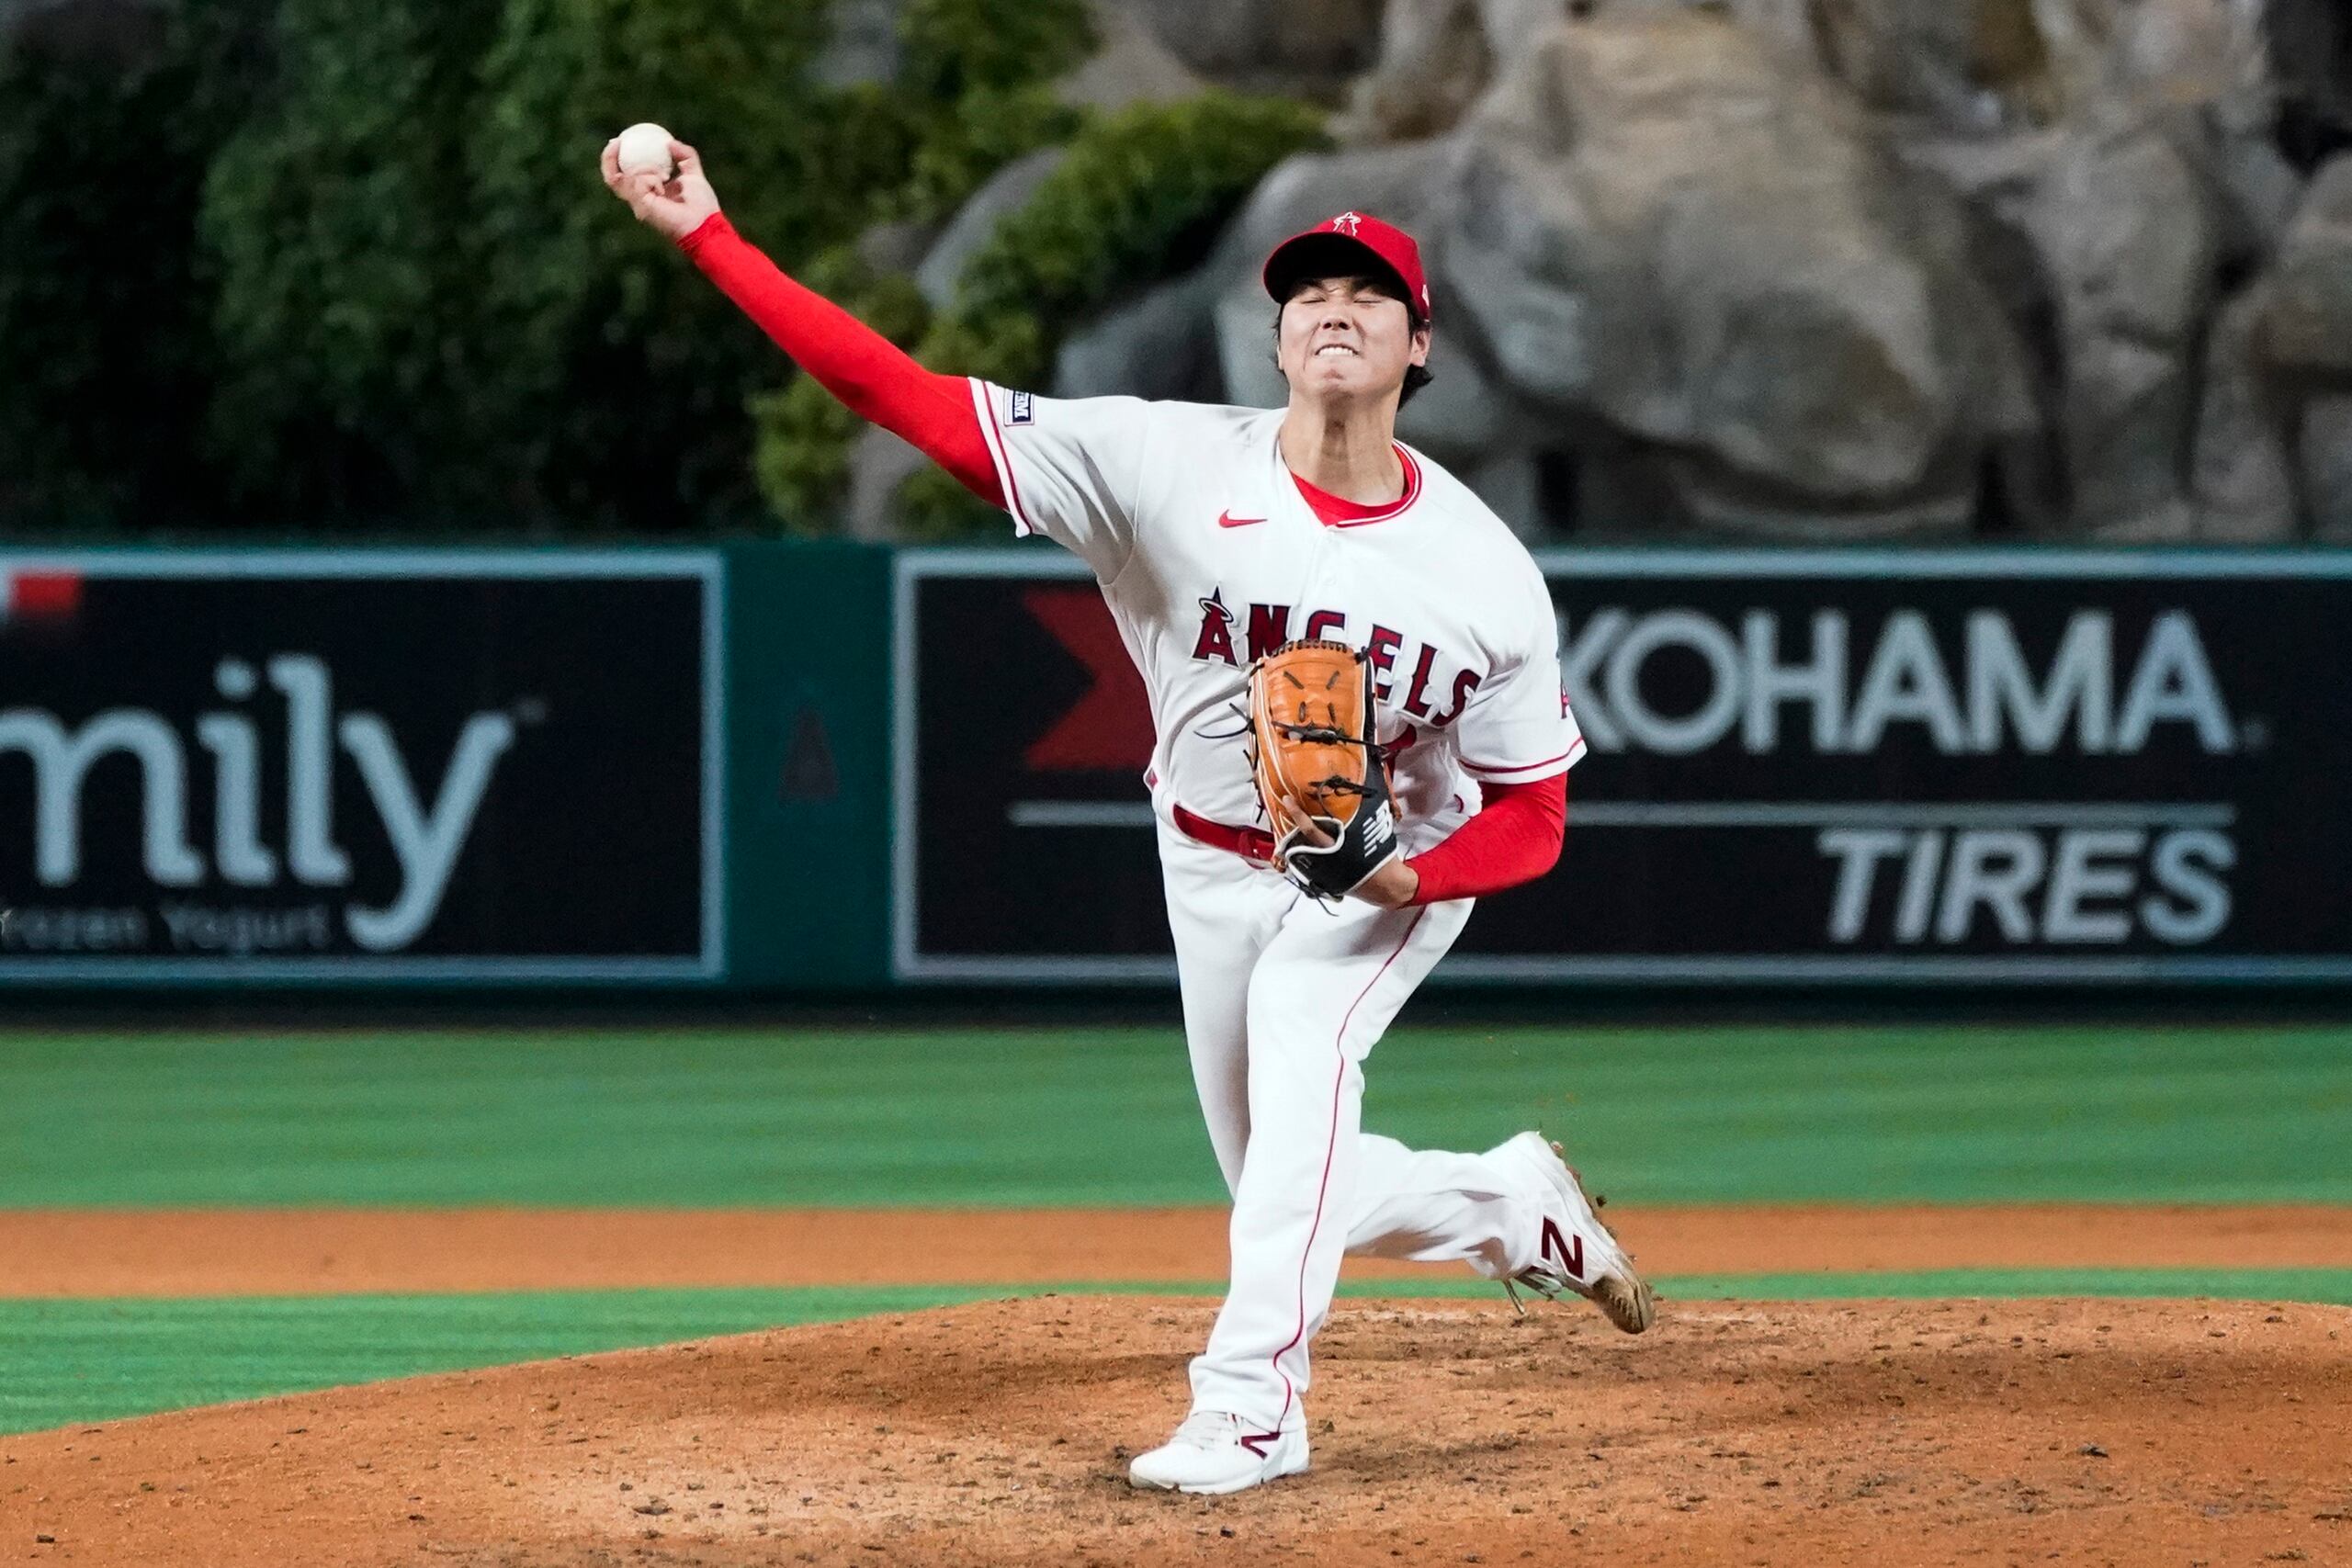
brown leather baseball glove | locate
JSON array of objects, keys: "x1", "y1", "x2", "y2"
[{"x1": 1247, "y1": 638, "x2": 1403, "y2": 898}]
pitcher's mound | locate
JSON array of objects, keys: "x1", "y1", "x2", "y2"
[{"x1": 8, "y1": 1295, "x2": 2348, "y2": 1566}]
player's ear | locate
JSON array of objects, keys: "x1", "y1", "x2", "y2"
[{"x1": 1409, "y1": 321, "x2": 1431, "y2": 368}]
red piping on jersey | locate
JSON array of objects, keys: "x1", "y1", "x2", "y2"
[
  {"x1": 1459, "y1": 743, "x2": 1582, "y2": 777},
  {"x1": 1289, "y1": 447, "x2": 1421, "y2": 527},
  {"x1": 979, "y1": 382, "x2": 1038, "y2": 536},
  {"x1": 679, "y1": 213, "x2": 1005, "y2": 509},
  {"x1": 1250, "y1": 905, "x2": 1427, "y2": 1451}
]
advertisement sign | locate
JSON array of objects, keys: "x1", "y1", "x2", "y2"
[
  {"x1": 897, "y1": 549, "x2": 2352, "y2": 984},
  {"x1": 0, "y1": 553, "x2": 722, "y2": 981}
]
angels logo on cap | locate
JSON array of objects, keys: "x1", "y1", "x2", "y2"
[{"x1": 1261, "y1": 210, "x2": 1432, "y2": 324}]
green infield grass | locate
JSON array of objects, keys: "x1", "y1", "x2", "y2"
[{"x1": 6, "y1": 1269, "x2": 2351, "y2": 1438}]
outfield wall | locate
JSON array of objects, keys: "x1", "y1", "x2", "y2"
[{"x1": 1, "y1": 542, "x2": 2346, "y2": 992}]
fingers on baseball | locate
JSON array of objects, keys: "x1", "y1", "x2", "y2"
[
  {"x1": 620, "y1": 171, "x2": 670, "y2": 214},
  {"x1": 676, "y1": 148, "x2": 719, "y2": 209}
]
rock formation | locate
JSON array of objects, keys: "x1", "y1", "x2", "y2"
[{"x1": 1018, "y1": 0, "x2": 2352, "y2": 539}]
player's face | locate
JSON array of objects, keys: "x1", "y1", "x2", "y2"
[{"x1": 1277, "y1": 276, "x2": 1430, "y2": 409}]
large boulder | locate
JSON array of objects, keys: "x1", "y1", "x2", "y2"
[
  {"x1": 1054, "y1": 272, "x2": 1223, "y2": 401},
  {"x1": 1801, "y1": 0, "x2": 2059, "y2": 127},
  {"x1": 1059, "y1": 0, "x2": 1211, "y2": 111},
  {"x1": 1114, "y1": 0, "x2": 1386, "y2": 98},
  {"x1": 1346, "y1": 0, "x2": 2070, "y2": 146},
  {"x1": 2032, "y1": 115, "x2": 2219, "y2": 536},
  {"x1": 2044, "y1": 0, "x2": 2271, "y2": 113},
  {"x1": 1341, "y1": 0, "x2": 1826, "y2": 147},
  {"x1": 1429, "y1": 12, "x2": 2035, "y2": 536},
  {"x1": 2189, "y1": 285, "x2": 2299, "y2": 541},
  {"x1": 1337, "y1": 0, "x2": 1487, "y2": 146},
  {"x1": 1894, "y1": 43, "x2": 2284, "y2": 537},
  {"x1": 2301, "y1": 396, "x2": 2352, "y2": 538},
  {"x1": 913, "y1": 148, "x2": 1069, "y2": 310},
  {"x1": 844, "y1": 426, "x2": 932, "y2": 543},
  {"x1": 2261, "y1": 155, "x2": 2352, "y2": 376},
  {"x1": 2268, "y1": 158, "x2": 2352, "y2": 537},
  {"x1": 2075, "y1": 0, "x2": 2303, "y2": 257},
  {"x1": 2191, "y1": 157, "x2": 2352, "y2": 541},
  {"x1": 953, "y1": 0, "x2": 2340, "y2": 541}
]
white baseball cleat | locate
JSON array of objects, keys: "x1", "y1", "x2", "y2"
[
  {"x1": 1489, "y1": 1130, "x2": 1657, "y2": 1334},
  {"x1": 1127, "y1": 1410, "x2": 1309, "y2": 1495}
]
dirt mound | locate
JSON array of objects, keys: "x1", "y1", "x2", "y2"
[{"x1": 7, "y1": 1295, "x2": 2348, "y2": 1566}]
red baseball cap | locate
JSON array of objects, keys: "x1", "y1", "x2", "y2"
[{"x1": 1262, "y1": 211, "x2": 1432, "y2": 324}]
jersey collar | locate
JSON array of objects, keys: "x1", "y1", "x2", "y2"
[{"x1": 1286, "y1": 445, "x2": 1422, "y2": 528}]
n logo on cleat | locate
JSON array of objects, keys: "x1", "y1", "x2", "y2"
[
  {"x1": 1238, "y1": 1427, "x2": 1283, "y2": 1458},
  {"x1": 1540, "y1": 1217, "x2": 1585, "y2": 1281}
]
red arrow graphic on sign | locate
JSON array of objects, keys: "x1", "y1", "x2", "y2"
[{"x1": 1022, "y1": 587, "x2": 1156, "y2": 772}]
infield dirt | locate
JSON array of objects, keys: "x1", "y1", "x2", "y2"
[
  {"x1": 9, "y1": 1203, "x2": 2352, "y2": 1295},
  {"x1": 7, "y1": 1294, "x2": 2349, "y2": 1567}
]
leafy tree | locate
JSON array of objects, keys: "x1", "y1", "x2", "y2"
[
  {"x1": 201, "y1": 0, "x2": 899, "y2": 532},
  {"x1": 199, "y1": 0, "x2": 507, "y2": 526},
  {"x1": 195, "y1": 0, "x2": 1089, "y2": 535},
  {"x1": 892, "y1": 0, "x2": 1093, "y2": 223}
]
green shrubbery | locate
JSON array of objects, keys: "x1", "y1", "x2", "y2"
[
  {"x1": 752, "y1": 90, "x2": 1329, "y2": 537},
  {"x1": 0, "y1": 0, "x2": 1317, "y2": 538},
  {"x1": 948, "y1": 93, "x2": 1330, "y2": 385}
]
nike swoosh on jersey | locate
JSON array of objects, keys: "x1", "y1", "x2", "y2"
[{"x1": 1216, "y1": 511, "x2": 1268, "y2": 528}]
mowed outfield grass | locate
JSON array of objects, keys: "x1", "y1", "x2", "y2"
[
  {"x1": 2, "y1": 1022, "x2": 2349, "y2": 1436},
  {"x1": 7, "y1": 1022, "x2": 2352, "y2": 1207}
]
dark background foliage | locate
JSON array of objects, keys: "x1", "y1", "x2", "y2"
[{"x1": 0, "y1": 0, "x2": 1315, "y2": 537}]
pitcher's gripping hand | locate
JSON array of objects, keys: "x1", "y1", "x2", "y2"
[
  {"x1": 1287, "y1": 817, "x2": 1419, "y2": 908},
  {"x1": 601, "y1": 136, "x2": 720, "y2": 243}
]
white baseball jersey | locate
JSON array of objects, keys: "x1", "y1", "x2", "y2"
[{"x1": 968, "y1": 383, "x2": 1585, "y2": 854}]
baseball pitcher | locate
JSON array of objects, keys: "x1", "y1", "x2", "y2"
[{"x1": 606, "y1": 135, "x2": 1653, "y2": 1497}]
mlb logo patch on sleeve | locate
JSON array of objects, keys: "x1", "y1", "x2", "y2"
[{"x1": 1010, "y1": 391, "x2": 1035, "y2": 426}]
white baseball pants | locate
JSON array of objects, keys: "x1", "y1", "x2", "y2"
[{"x1": 1156, "y1": 820, "x2": 1559, "y2": 1435}]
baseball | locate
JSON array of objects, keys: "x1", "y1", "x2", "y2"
[{"x1": 615, "y1": 122, "x2": 675, "y2": 178}]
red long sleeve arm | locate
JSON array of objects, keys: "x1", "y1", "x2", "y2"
[
  {"x1": 679, "y1": 213, "x2": 1004, "y2": 507},
  {"x1": 1405, "y1": 773, "x2": 1567, "y2": 905}
]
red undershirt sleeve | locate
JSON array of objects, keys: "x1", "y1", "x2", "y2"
[
  {"x1": 678, "y1": 213, "x2": 1004, "y2": 508},
  {"x1": 1405, "y1": 773, "x2": 1567, "y2": 906}
]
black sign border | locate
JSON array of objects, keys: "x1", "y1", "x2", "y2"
[
  {"x1": 894, "y1": 546, "x2": 2352, "y2": 987},
  {"x1": 0, "y1": 550, "x2": 726, "y2": 986}
]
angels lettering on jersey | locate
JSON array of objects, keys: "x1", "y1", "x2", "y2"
[{"x1": 1189, "y1": 590, "x2": 1485, "y2": 728}]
